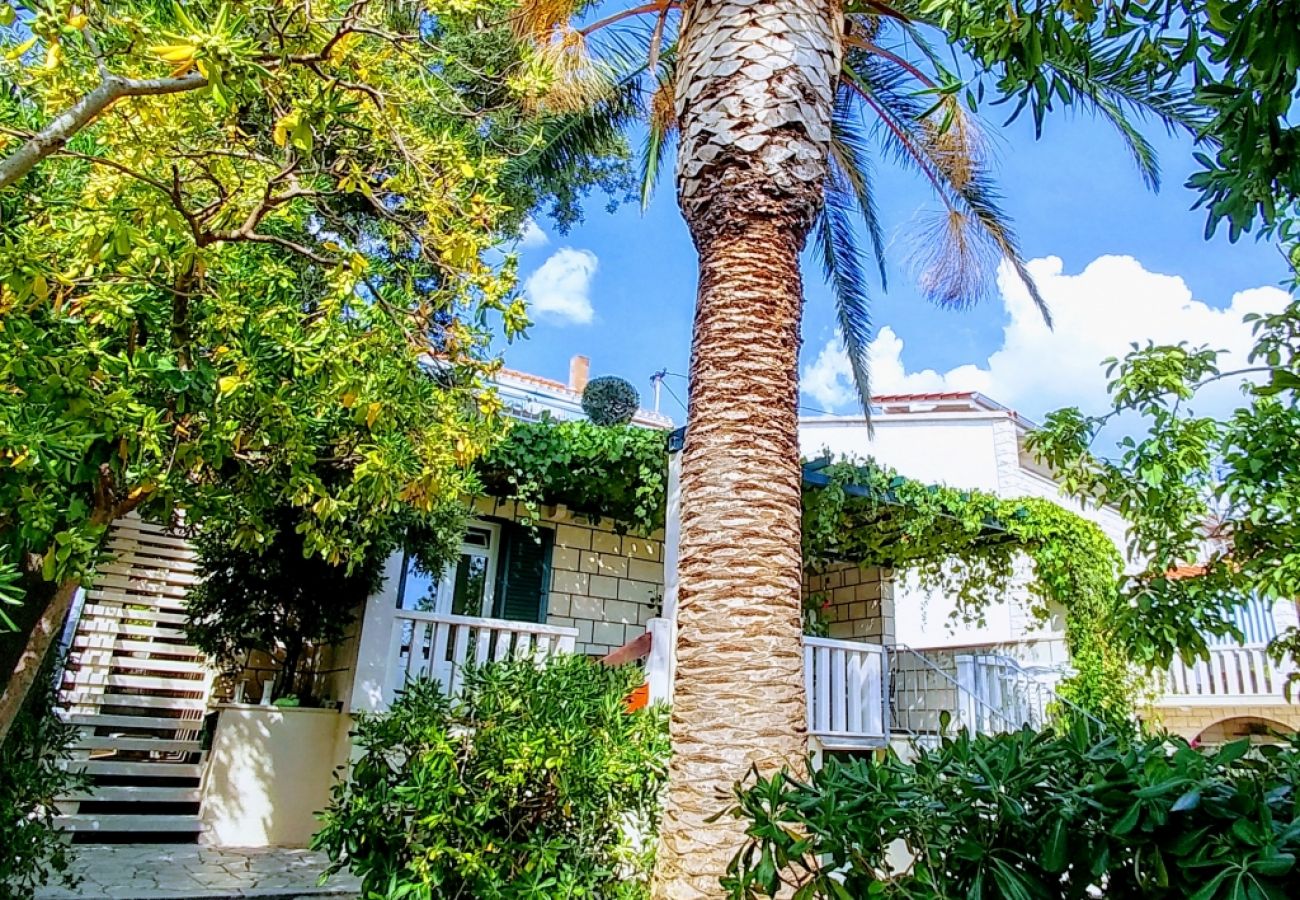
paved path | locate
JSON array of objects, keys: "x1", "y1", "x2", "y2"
[{"x1": 37, "y1": 845, "x2": 361, "y2": 899}]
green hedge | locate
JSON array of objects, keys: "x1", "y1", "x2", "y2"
[
  {"x1": 725, "y1": 723, "x2": 1300, "y2": 899},
  {"x1": 315, "y1": 655, "x2": 669, "y2": 899}
]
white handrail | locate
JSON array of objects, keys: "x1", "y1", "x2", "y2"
[
  {"x1": 1162, "y1": 645, "x2": 1297, "y2": 705},
  {"x1": 389, "y1": 611, "x2": 578, "y2": 698}
]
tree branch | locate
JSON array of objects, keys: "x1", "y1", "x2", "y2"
[{"x1": 0, "y1": 73, "x2": 208, "y2": 190}]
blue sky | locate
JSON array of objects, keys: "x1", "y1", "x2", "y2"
[{"x1": 500, "y1": 109, "x2": 1293, "y2": 426}]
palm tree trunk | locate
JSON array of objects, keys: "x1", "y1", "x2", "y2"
[{"x1": 655, "y1": 1, "x2": 843, "y2": 896}]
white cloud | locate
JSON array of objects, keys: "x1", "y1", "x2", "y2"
[
  {"x1": 518, "y1": 216, "x2": 549, "y2": 249},
  {"x1": 523, "y1": 247, "x2": 598, "y2": 325},
  {"x1": 801, "y1": 254, "x2": 1291, "y2": 419}
]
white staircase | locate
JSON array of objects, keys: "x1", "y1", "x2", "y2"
[{"x1": 55, "y1": 516, "x2": 214, "y2": 839}]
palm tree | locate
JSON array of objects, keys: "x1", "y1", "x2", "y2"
[{"x1": 511, "y1": 2, "x2": 1201, "y2": 894}]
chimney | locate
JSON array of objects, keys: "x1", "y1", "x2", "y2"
[{"x1": 568, "y1": 355, "x2": 590, "y2": 393}]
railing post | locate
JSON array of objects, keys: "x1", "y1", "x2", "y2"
[
  {"x1": 954, "y1": 654, "x2": 977, "y2": 734},
  {"x1": 646, "y1": 618, "x2": 675, "y2": 705}
]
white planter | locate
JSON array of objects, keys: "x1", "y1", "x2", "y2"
[{"x1": 201, "y1": 704, "x2": 351, "y2": 847}]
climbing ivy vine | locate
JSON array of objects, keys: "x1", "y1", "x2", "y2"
[
  {"x1": 474, "y1": 423, "x2": 1135, "y2": 725},
  {"x1": 475, "y1": 419, "x2": 669, "y2": 535},
  {"x1": 801, "y1": 458, "x2": 1134, "y2": 727}
]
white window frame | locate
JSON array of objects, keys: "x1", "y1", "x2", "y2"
[{"x1": 398, "y1": 520, "x2": 502, "y2": 619}]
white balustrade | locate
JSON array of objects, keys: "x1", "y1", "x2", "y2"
[
  {"x1": 1163, "y1": 646, "x2": 1296, "y2": 705},
  {"x1": 803, "y1": 635, "x2": 888, "y2": 749},
  {"x1": 388, "y1": 611, "x2": 578, "y2": 697}
]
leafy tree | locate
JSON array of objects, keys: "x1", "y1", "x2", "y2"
[
  {"x1": 1028, "y1": 296, "x2": 1300, "y2": 674},
  {"x1": 0, "y1": 652, "x2": 87, "y2": 896},
  {"x1": 0, "y1": 0, "x2": 630, "y2": 745},
  {"x1": 507, "y1": 1, "x2": 1208, "y2": 890}
]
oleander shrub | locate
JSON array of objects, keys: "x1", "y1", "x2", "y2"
[
  {"x1": 314, "y1": 654, "x2": 670, "y2": 899},
  {"x1": 581, "y1": 376, "x2": 640, "y2": 426},
  {"x1": 0, "y1": 654, "x2": 87, "y2": 897},
  {"x1": 725, "y1": 722, "x2": 1300, "y2": 899}
]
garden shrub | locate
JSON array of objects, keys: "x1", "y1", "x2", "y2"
[
  {"x1": 725, "y1": 722, "x2": 1300, "y2": 899},
  {"x1": 0, "y1": 655, "x2": 87, "y2": 897},
  {"x1": 314, "y1": 654, "x2": 670, "y2": 899},
  {"x1": 581, "y1": 376, "x2": 641, "y2": 426}
]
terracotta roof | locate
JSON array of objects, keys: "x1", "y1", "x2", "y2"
[
  {"x1": 498, "y1": 368, "x2": 574, "y2": 395},
  {"x1": 871, "y1": 391, "x2": 978, "y2": 403}
]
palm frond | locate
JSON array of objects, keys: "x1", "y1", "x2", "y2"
[
  {"x1": 842, "y1": 60, "x2": 1051, "y2": 324},
  {"x1": 640, "y1": 74, "x2": 677, "y2": 210},
  {"x1": 511, "y1": 0, "x2": 588, "y2": 42},
  {"x1": 829, "y1": 87, "x2": 887, "y2": 288},
  {"x1": 812, "y1": 184, "x2": 875, "y2": 415},
  {"x1": 1041, "y1": 51, "x2": 1209, "y2": 192},
  {"x1": 502, "y1": 76, "x2": 641, "y2": 199}
]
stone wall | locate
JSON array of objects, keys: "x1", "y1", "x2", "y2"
[
  {"x1": 803, "y1": 562, "x2": 894, "y2": 645},
  {"x1": 472, "y1": 498, "x2": 666, "y2": 657},
  {"x1": 1144, "y1": 703, "x2": 1300, "y2": 743}
]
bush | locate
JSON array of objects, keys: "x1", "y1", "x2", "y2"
[
  {"x1": 725, "y1": 723, "x2": 1300, "y2": 898},
  {"x1": 0, "y1": 655, "x2": 88, "y2": 896},
  {"x1": 314, "y1": 654, "x2": 670, "y2": 899},
  {"x1": 581, "y1": 376, "x2": 640, "y2": 426}
]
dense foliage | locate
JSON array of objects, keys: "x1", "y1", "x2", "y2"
[
  {"x1": 581, "y1": 375, "x2": 641, "y2": 426},
  {"x1": 1029, "y1": 296, "x2": 1300, "y2": 673},
  {"x1": 0, "y1": 0, "x2": 634, "y2": 740},
  {"x1": 803, "y1": 458, "x2": 1132, "y2": 724},
  {"x1": 477, "y1": 419, "x2": 670, "y2": 534},
  {"x1": 914, "y1": 0, "x2": 1300, "y2": 243},
  {"x1": 0, "y1": 654, "x2": 87, "y2": 896},
  {"x1": 725, "y1": 723, "x2": 1300, "y2": 899},
  {"x1": 314, "y1": 655, "x2": 670, "y2": 900},
  {"x1": 185, "y1": 505, "x2": 393, "y2": 703}
]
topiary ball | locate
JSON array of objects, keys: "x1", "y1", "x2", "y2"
[{"x1": 581, "y1": 376, "x2": 640, "y2": 426}]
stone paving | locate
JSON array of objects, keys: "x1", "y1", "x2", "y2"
[{"x1": 36, "y1": 845, "x2": 361, "y2": 900}]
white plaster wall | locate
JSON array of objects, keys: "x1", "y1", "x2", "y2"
[
  {"x1": 202, "y1": 706, "x2": 348, "y2": 848},
  {"x1": 800, "y1": 417, "x2": 1003, "y2": 491},
  {"x1": 799, "y1": 414, "x2": 1126, "y2": 666}
]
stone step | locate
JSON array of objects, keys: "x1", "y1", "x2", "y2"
[
  {"x1": 62, "y1": 784, "x2": 201, "y2": 803},
  {"x1": 54, "y1": 814, "x2": 204, "y2": 834}
]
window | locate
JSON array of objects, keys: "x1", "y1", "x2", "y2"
[
  {"x1": 397, "y1": 524, "x2": 500, "y2": 618},
  {"x1": 396, "y1": 520, "x2": 555, "y2": 624}
]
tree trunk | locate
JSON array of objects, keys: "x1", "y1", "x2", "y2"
[
  {"x1": 0, "y1": 577, "x2": 80, "y2": 748},
  {"x1": 655, "y1": 1, "x2": 843, "y2": 897}
]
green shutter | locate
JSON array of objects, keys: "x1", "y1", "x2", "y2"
[{"x1": 492, "y1": 523, "x2": 553, "y2": 623}]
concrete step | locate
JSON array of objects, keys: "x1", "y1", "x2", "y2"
[
  {"x1": 62, "y1": 784, "x2": 201, "y2": 803},
  {"x1": 74, "y1": 735, "x2": 203, "y2": 754},
  {"x1": 79, "y1": 604, "x2": 188, "y2": 626},
  {"x1": 68, "y1": 759, "x2": 203, "y2": 778},
  {"x1": 72, "y1": 636, "x2": 202, "y2": 657},
  {"x1": 64, "y1": 672, "x2": 208, "y2": 693},
  {"x1": 54, "y1": 814, "x2": 204, "y2": 834},
  {"x1": 70, "y1": 714, "x2": 203, "y2": 732},
  {"x1": 59, "y1": 692, "x2": 208, "y2": 711}
]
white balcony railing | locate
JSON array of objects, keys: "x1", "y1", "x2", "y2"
[
  {"x1": 803, "y1": 636, "x2": 888, "y2": 749},
  {"x1": 389, "y1": 610, "x2": 578, "y2": 697},
  {"x1": 1161, "y1": 645, "x2": 1297, "y2": 706}
]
